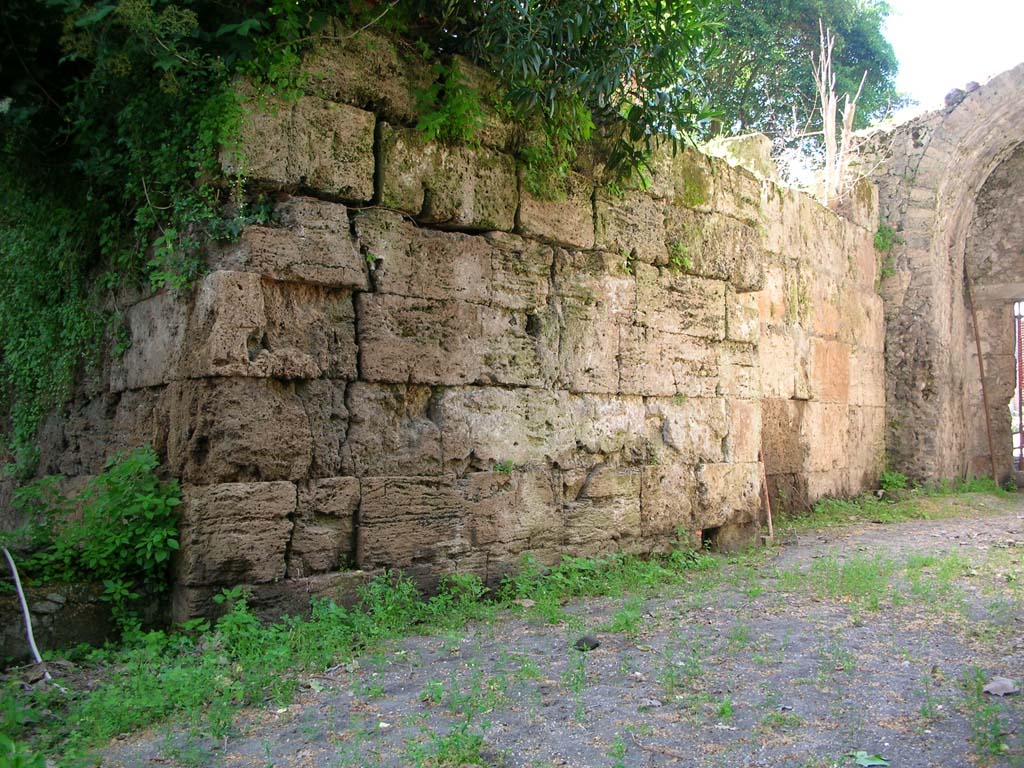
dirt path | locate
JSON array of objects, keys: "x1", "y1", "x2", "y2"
[{"x1": 102, "y1": 495, "x2": 1024, "y2": 768}]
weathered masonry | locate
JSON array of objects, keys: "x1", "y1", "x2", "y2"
[
  {"x1": 866, "y1": 63, "x2": 1024, "y2": 484},
  {"x1": 24, "y1": 34, "x2": 886, "y2": 618}
]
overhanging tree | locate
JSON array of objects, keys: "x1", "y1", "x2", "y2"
[{"x1": 702, "y1": 0, "x2": 904, "y2": 137}]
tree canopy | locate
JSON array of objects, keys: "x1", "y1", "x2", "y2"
[{"x1": 701, "y1": 0, "x2": 904, "y2": 137}]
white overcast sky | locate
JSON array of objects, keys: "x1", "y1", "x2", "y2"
[{"x1": 885, "y1": 0, "x2": 1024, "y2": 115}]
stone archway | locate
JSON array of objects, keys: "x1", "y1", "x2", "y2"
[
  {"x1": 963, "y1": 143, "x2": 1024, "y2": 481},
  {"x1": 869, "y1": 62, "x2": 1024, "y2": 482}
]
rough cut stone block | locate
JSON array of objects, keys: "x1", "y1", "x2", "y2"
[
  {"x1": 802, "y1": 402, "x2": 850, "y2": 473},
  {"x1": 289, "y1": 477, "x2": 360, "y2": 577},
  {"x1": 635, "y1": 263, "x2": 726, "y2": 340},
  {"x1": 759, "y1": 329, "x2": 798, "y2": 399},
  {"x1": 110, "y1": 291, "x2": 188, "y2": 392},
  {"x1": 187, "y1": 272, "x2": 357, "y2": 381},
  {"x1": 519, "y1": 172, "x2": 596, "y2": 249},
  {"x1": 173, "y1": 570, "x2": 377, "y2": 622},
  {"x1": 217, "y1": 198, "x2": 368, "y2": 288},
  {"x1": 595, "y1": 189, "x2": 668, "y2": 265},
  {"x1": 301, "y1": 29, "x2": 431, "y2": 123},
  {"x1": 727, "y1": 288, "x2": 760, "y2": 344},
  {"x1": 641, "y1": 461, "x2": 697, "y2": 539},
  {"x1": 663, "y1": 207, "x2": 765, "y2": 291},
  {"x1": 356, "y1": 476, "x2": 470, "y2": 569},
  {"x1": 846, "y1": 406, "x2": 885, "y2": 490},
  {"x1": 378, "y1": 123, "x2": 517, "y2": 231},
  {"x1": 727, "y1": 399, "x2": 762, "y2": 464},
  {"x1": 355, "y1": 210, "x2": 551, "y2": 311},
  {"x1": 166, "y1": 379, "x2": 313, "y2": 484},
  {"x1": 809, "y1": 338, "x2": 851, "y2": 403},
  {"x1": 357, "y1": 293, "x2": 546, "y2": 387},
  {"x1": 554, "y1": 250, "x2": 636, "y2": 393},
  {"x1": 846, "y1": 226, "x2": 878, "y2": 289},
  {"x1": 562, "y1": 465, "x2": 643, "y2": 554},
  {"x1": 462, "y1": 471, "x2": 562, "y2": 554},
  {"x1": 647, "y1": 146, "x2": 716, "y2": 211},
  {"x1": 177, "y1": 482, "x2": 296, "y2": 585},
  {"x1": 761, "y1": 398, "x2": 808, "y2": 475},
  {"x1": 696, "y1": 462, "x2": 761, "y2": 529},
  {"x1": 717, "y1": 343, "x2": 762, "y2": 400},
  {"x1": 712, "y1": 163, "x2": 764, "y2": 224},
  {"x1": 342, "y1": 383, "x2": 442, "y2": 477},
  {"x1": 848, "y1": 350, "x2": 885, "y2": 408},
  {"x1": 618, "y1": 327, "x2": 720, "y2": 397},
  {"x1": 435, "y1": 387, "x2": 575, "y2": 471},
  {"x1": 226, "y1": 95, "x2": 375, "y2": 201},
  {"x1": 298, "y1": 379, "x2": 349, "y2": 478},
  {"x1": 571, "y1": 395, "x2": 647, "y2": 459},
  {"x1": 646, "y1": 397, "x2": 728, "y2": 463}
]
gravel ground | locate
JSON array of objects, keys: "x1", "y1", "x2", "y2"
[{"x1": 99, "y1": 493, "x2": 1024, "y2": 768}]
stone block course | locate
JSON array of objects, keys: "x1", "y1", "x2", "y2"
[{"x1": 378, "y1": 124, "x2": 518, "y2": 231}]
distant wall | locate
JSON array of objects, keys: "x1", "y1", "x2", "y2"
[
  {"x1": 865, "y1": 63, "x2": 1024, "y2": 482},
  {"x1": 24, "y1": 33, "x2": 885, "y2": 619}
]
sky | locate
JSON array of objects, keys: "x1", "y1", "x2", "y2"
[{"x1": 885, "y1": 0, "x2": 1024, "y2": 116}]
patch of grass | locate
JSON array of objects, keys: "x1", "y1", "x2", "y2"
[
  {"x1": 6, "y1": 546, "x2": 713, "y2": 764},
  {"x1": 406, "y1": 717, "x2": 492, "y2": 768},
  {"x1": 602, "y1": 596, "x2": 645, "y2": 637},
  {"x1": 759, "y1": 711, "x2": 804, "y2": 732},
  {"x1": 960, "y1": 667, "x2": 1014, "y2": 757}
]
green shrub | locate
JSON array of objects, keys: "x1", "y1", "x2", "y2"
[
  {"x1": 11, "y1": 446, "x2": 181, "y2": 623},
  {"x1": 879, "y1": 469, "x2": 909, "y2": 491}
]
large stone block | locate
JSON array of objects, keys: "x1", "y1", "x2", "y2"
[
  {"x1": 717, "y1": 343, "x2": 762, "y2": 400},
  {"x1": 634, "y1": 263, "x2": 726, "y2": 340},
  {"x1": 641, "y1": 461, "x2": 697, "y2": 540},
  {"x1": 177, "y1": 482, "x2": 296, "y2": 586},
  {"x1": 618, "y1": 327, "x2": 720, "y2": 397},
  {"x1": 354, "y1": 210, "x2": 551, "y2": 311},
  {"x1": 378, "y1": 124, "x2": 518, "y2": 231},
  {"x1": 216, "y1": 198, "x2": 369, "y2": 288},
  {"x1": 110, "y1": 291, "x2": 189, "y2": 392},
  {"x1": 301, "y1": 29, "x2": 431, "y2": 123},
  {"x1": 462, "y1": 471, "x2": 563, "y2": 556},
  {"x1": 356, "y1": 475, "x2": 470, "y2": 569},
  {"x1": 646, "y1": 145, "x2": 716, "y2": 211},
  {"x1": 711, "y1": 164, "x2": 764, "y2": 224},
  {"x1": 836, "y1": 177, "x2": 879, "y2": 232},
  {"x1": 519, "y1": 172, "x2": 596, "y2": 249},
  {"x1": 166, "y1": 379, "x2": 313, "y2": 484},
  {"x1": 846, "y1": 406, "x2": 885, "y2": 492},
  {"x1": 663, "y1": 207, "x2": 765, "y2": 291},
  {"x1": 187, "y1": 272, "x2": 357, "y2": 380},
  {"x1": 435, "y1": 387, "x2": 575, "y2": 471},
  {"x1": 696, "y1": 462, "x2": 761, "y2": 529},
  {"x1": 727, "y1": 287, "x2": 760, "y2": 344},
  {"x1": 289, "y1": 477, "x2": 360, "y2": 577},
  {"x1": 226, "y1": 95, "x2": 375, "y2": 202},
  {"x1": 726, "y1": 399, "x2": 762, "y2": 464},
  {"x1": 554, "y1": 250, "x2": 636, "y2": 394},
  {"x1": 562, "y1": 465, "x2": 643, "y2": 555},
  {"x1": 801, "y1": 402, "x2": 850, "y2": 473},
  {"x1": 761, "y1": 398, "x2": 808, "y2": 475},
  {"x1": 646, "y1": 397, "x2": 728, "y2": 463},
  {"x1": 357, "y1": 293, "x2": 547, "y2": 387},
  {"x1": 298, "y1": 379, "x2": 349, "y2": 477},
  {"x1": 848, "y1": 350, "x2": 886, "y2": 408},
  {"x1": 343, "y1": 383, "x2": 442, "y2": 477},
  {"x1": 571, "y1": 395, "x2": 648, "y2": 460},
  {"x1": 594, "y1": 189, "x2": 667, "y2": 265},
  {"x1": 809, "y1": 338, "x2": 851, "y2": 404}
]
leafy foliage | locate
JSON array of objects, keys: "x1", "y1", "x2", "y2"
[
  {"x1": 409, "y1": 0, "x2": 719, "y2": 177},
  {"x1": 702, "y1": 0, "x2": 905, "y2": 137},
  {"x1": 9, "y1": 446, "x2": 181, "y2": 623}
]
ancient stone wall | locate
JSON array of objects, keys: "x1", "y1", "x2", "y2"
[
  {"x1": 26, "y1": 33, "x2": 885, "y2": 619},
  {"x1": 866, "y1": 63, "x2": 1024, "y2": 482}
]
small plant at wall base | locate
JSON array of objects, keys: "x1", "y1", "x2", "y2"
[{"x1": 7, "y1": 446, "x2": 181, "y2": 626}]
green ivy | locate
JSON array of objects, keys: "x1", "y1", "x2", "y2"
[{"x1": 9, "y1": 446, "x2": 182, "y2": 625}]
